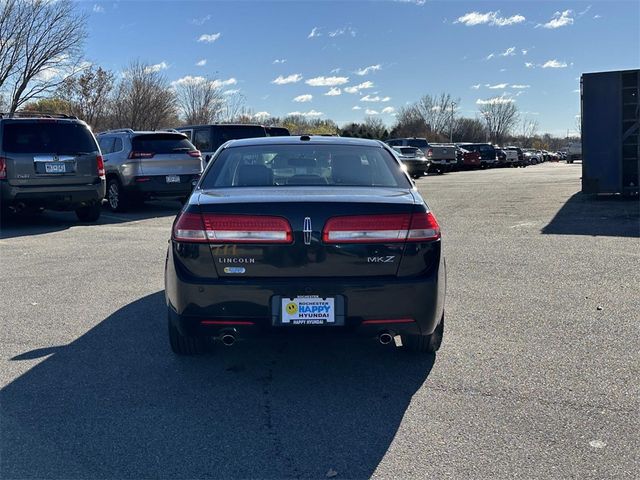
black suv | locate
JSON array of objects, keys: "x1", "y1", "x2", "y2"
[{"x1": 0, "y1": 112, "x2": 105, "y2": 221}]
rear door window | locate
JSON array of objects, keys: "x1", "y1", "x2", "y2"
[
  {"x1": 2, "y1": 122, "x2": 98, "y2": 154},
  {"x1": 98, "y1": 136, "x2": 114, "y2": 154},
  {"x1": 193, "y1": 129, "x2": 212, "y2": 151},
  {"x1": 407, "y1": 139, "x2": 429, "y2": 148},
  {"x1": 131, "y1": 134, "x2": 194, "y2": 154},
  {"x1": 211, "y1": 125, "x2": 267, "y2": 150}
]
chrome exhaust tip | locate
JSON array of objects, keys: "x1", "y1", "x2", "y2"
[
  {"x1": 220, "y1": 334, "x2": 236, "y2": 346},
  {"x1": 378, "y1": 332, "x2": 393, "y2": 345}
]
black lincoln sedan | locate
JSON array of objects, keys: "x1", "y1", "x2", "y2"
[{"x1": 165, "y1": 136, "x2": 446, "y2": 354}]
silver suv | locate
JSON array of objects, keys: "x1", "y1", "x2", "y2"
[
  {"x1": 0, "y1": 112, "x2": 105, "y2": 222},
  {"x1": 97, "y1": 129, "x2": 202, "y2": 212}
]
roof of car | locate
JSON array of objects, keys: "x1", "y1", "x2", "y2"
[
  {"x1": 178, "y1": 123, "x2": 266, "y2": 129},
  {"x1": 223, "y1": 135, "x2": 385, "y2": 148}
]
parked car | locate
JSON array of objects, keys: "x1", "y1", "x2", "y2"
[
  {"x1": 266, "y1": 126, "x2": 291, "y2": 137},
  {"x1": 391, "y1": 146, "x2": 430, "y2": 178},
  {"x1": 496, "y1": 148, "x2": 508, "y2": 167},
  {"x1": 165, "y1": 136, "x2": 446, "y2": 355},
  {"x1": 0, "y1": 112, "x2": 105, "y2": 221},
  {"x1": 426, "y1": 143, "x2": 458, "y2": 173},
  {"x1": 498, "y1": 148, "x2": 519, "y2": 166},
  {"x1": 97, "y1": 129, "x2": 202, "y2": 212},
  {"x1": 454, "y1": 145, "x2": 481, "y2": 169},
  {"x1": 457, "y1": 143, "x2": 498, "y2": 168},
  {"x1": 176, "y1": 124, "x2": 267, "y2": 164},
  {"x1": 523, "y1": 149, "x2": 541, "y2": 164},
  {"x1": 504, "y1": 146, "x2": 526, "y2": 167}
]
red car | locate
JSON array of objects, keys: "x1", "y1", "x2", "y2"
[{"x1": 456, "y1": 146, "x2": 481, "y2": 169}]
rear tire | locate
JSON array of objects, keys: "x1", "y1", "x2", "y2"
[
  {"x1": 75, "y1": 202, "x2": 101, "y2": 222},
  {"x1": 107, "y1": 178, "x2": 129, "y2": 212},
  {"x1": 403, "y1": 314, "x2": 444, "y2": 353},
  {"x1": 168, "y1": 312, "x2": 210, "y2": 355}
]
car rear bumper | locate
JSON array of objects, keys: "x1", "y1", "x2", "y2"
[
  {"x1": 126, "y1": 175, "x2": 199, "y2": 197},
  {"x1": 165, "y1": 246, "x2": 446, "y2": 339},
  {"x1": 1, "y1": 180, "x2": 105, "y2": 209}
]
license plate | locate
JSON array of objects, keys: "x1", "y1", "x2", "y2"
[
  {"x1": 281, "y1": 296, "x2": 335, "y2": 325},
  {"x1": 166, "y1": 175, "x2": 180, "y2": 183},
  {"x1": 45, "y1": 162, "x2": 66, "y2": 173}
]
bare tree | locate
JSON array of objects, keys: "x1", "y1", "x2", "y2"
[
  {"x1": 219, "y1": 92, "x2": 248, "y2": 122},
  {"x1": 414, "y1": 93, "x2": 459, "y2": 137},
  {"x1": 175, "y1": 76, "x2": 225, "y2": 125},
  {"x1": 452, "y1": 117, "x2": 487, "y2": 143},
  {"x1": 391, "y1": 105, "x2": 430, "y2": 138},
  {"x1": 478, "y1": 98, "x2": 519, "y2": 145},
  {"x1": 0, "y1": 0, "x2": 88, "y2": 113},
  {"x1": 520, "y1": 117, "x2": 539, "y2": 147},
  {"x1": 112, "y1": 60, "x2": 178, "y2": 130},
  {"x1": 58, "y1": 65, "x2": 114, "y2": 130}
]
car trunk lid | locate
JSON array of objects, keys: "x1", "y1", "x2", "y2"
[{"x1": 184, "y1": 187, "x2": 436, "y2": 278}]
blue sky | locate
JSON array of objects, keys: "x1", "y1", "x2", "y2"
[{"x1": 83, "y1": 0, "x2": 639, "y2": 135}]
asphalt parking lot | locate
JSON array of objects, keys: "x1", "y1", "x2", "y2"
[{"x1": 1, "y1": 162, "x2": 638, "y2": 479}]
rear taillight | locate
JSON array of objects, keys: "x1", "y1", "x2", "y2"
[
  {"x1": 96, "y1": 155, "x2": 105, "y2": 177},
  {"x1": 427, "y1": 148, "x2": 433, "y2": 157},
  {"x1": 173, "y1": 213, "x2": 293, "y2": 244},
  {"x1": 128, "y1": 151, "x2": 155, "y2": 159},
  {"x1": 322, "y1": 212, "x2": 440, "y2": 244},
  {"x1": 0, "y1": 157, "x2": 6, "y2": 180},
  {"x1": 188, "y1": 150, "x2": 201, "y2": 158}
]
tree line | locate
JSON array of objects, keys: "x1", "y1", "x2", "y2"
[{"x1": 0, "y1": 0, "x2": 576, "y2": 150}]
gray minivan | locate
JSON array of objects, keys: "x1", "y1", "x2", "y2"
[
  {"x1": 0, "y1": 113, "x2": 105, "y2": 222},
  {"x1": 96, "y1": 129, "x2": 202, "y2": 212}
]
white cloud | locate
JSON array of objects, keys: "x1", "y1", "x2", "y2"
[
  {"x1": 578, "y1": 5, "x2": 591, "y2": 16},
  {"x1": 145, "y1": 61, "x2": 169, "y2": 73},
  {"x1": 224, "y1": 89, "x2": 240, "y2": 95},
  {"x1": 593, "y1": 14, "x2": 602, "y2": 19},
  {"x1": 329, "y1": 26, "x2": 357, "y2": 38},
  {"x1": 471, "y1": 84, "x2": 481, "y2": 90},
  {"x1": 308, "y1": 27, "x2": 321, "y2": 38},
  {"x1": 355, "y1": 64, "x2": 381, "y2": 76},
  {"x1": 537, "y1": 10, "x2": 574, "y2": 29},
  {"x1": 93, "y1": 4, "x2": 105, "y2": 13},
  {"x1": 382, "y1": 106, "x2": 395, "y2": 114},
  {"x1": 393, "y1": 0, "x2": 426, "y2": 5},
  {"x1": 191, "y1": 15, "x2": 211, "y2": 26},
  {"x1": 305, "y1": 76, "x2": 349, "y2": 87},
  {"x1": 365, "y1": 109, "x2": 379, "y2": 115},
  {"x1": 344, "y1": 81, "x2": 374, "y2": 94},
  {"x1": 487, "y1": 83, "x2": 508, "y2": 89},
  {"x1": 198, "y1": 33, "x2": 221, "y2": 43},
  {"x1": 542, "y1": 59, "x2": 568, "y2": 68},
  {"x1": 476, "y1": 95, "x2": 515, "y2": 105},
  {"x1": 352, "y1": 106, "x2": 362, "y2": 110},
  {"x1": 511, "y1": 84, "x2": 530, "y2": 89},
  {"x1": 272, "y1": 74, "x2": 303, "y2": 85},
  {"x1": 273, "y1": 59, "x2": 287, "y2": 64},
  {"x1": 455, "y1": 11, "x2": 525, "y2": 27},
  {"x1": 361, "y1": 95, "x2": 381, "y2": 102},
  {"x1": 195, "y1": 59, "x2": 207, "y2": 67},
  {"x1": 525, "y1": 62, "x2": 535, "y2": 68},
  {"x1": 325, "y1": 87, "x2": 341, "y2": 96},
  {"x1": 253, "y1": 111, "x2": 271, "y2": 119},
  {"x1": 521, "y1": 49, "x2": 528, "y2": 55},
  {"x1": 381, "y1": 96, "x2": 391, "y2": 102},
  {"x1": 211, "y1": 78, "x2": 237, "y2": 88},
  {"x1": 572, "y1": 89, "x2": 580, "y2": 93},
  {"x1": 486, "y1": 53, "x2": 495, "y2": 60},
  {"x1": 330, "y1": 68, "x2": 341, "y2": 74},
  {"x1": 500, "y1": 47, "x2": 516, "y2": 56},
  {"x1": 287, "y1": 110, "x2": 324, "y2": 118},
  {"x1": 293, "y1": 94, "x2": 313, "y2": 102}
]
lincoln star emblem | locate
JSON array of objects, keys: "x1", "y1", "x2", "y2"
[{"x1": 303, "y1": 217, "x2": 312, "y2": 245}]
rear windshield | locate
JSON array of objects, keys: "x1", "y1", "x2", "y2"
[
  {"x1": 2, "y1": 121, "x2": 98, "y2": 154},
  {"x1": 406, "y1": 139, "x2": 429, "y2": 148},
  {"x1": 214, "y1": 126, "x2": 266, "y2": 149},
  {"x1": 132, "y1": 134, "x2": 194, "y2": 153},
  {"x1": 200, "y1": 145, "x2": 411, "y2": 188},
  {"x1": 466, "y1": 144, "x2": 495, "y2": 153}
]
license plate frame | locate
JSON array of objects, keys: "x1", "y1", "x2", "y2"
[
  {"x1": 272, "y1": 295, "x2": 345, "y2": 326},
  {"x1": 166, "y1": 175, "x2": 181, "y2": 183},
  {"x1": 45, "y1": 162, "x2": 66, "y2": 174}
]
